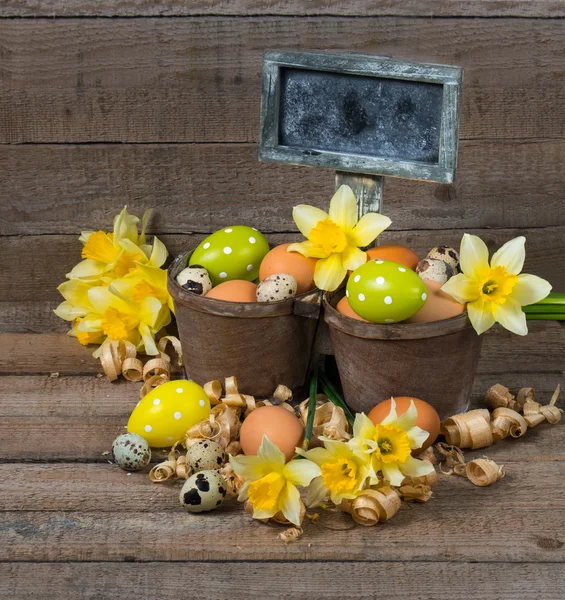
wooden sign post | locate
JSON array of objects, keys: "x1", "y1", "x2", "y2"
[{"x1": 259, "y1": 50, "x2": 463, "y2": 227}]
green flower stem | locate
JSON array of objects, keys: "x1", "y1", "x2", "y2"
[
  {"x1": 525, "y1": 313, "x2": 565, "y2": 321},
  {"x1": 302, "y1": 355, "x2": 319, "y2": 451},
  {"x1": 523, "y1": 304, "x2": 565, "y2": 314},
  {"x1": 319, "y1": 370, "x2": 355, "y2": 426},
  {"x1": 532, "y1": 293, "x2": 565, "y2": 305}
]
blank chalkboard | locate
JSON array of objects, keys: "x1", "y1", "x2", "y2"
[{"x1": 259, "y1": 51, "x2": 462, "y2": 184}]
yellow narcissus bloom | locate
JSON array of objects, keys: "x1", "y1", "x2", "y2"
[
  {"x1": 229, "y1": 436, "x2": 320, "y2": 526},
  {"x1": 297, "y1": 440, "x2": 372, "y2": 507},
  {"x1": 349, "y1": 400, "x2": 434, "y2": 487},
  {"x1": 68, "y1": 207, "x2": 158, "y2": 281},
  {"x1": 288, "y1": 185, "x2": 391, "y2": 291},
  {"x1": 77, "y1": 284, "x2": 171, "y2": 356},
  {"x1": 442, "y1": 234, "x2": 552, "y2": 336}
]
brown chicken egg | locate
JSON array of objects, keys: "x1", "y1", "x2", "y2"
[
  {"x1": 259, "y1": 243, "x2": 317, "y2": 295},
  {"x1": 406, "y1": 279, "x2": 465, "y2": 323},
  {"x1": 206, "y1": 280, "x2": 257, "y2": 302},
  {"x1": 366, "y1": 245, "x2": 420, "y2": 270},
  {"x1": 336, "y1": 296, "x2": 369, "y2": 322},
  {"x1": 240, "y1": 405, "x2": 304, "y2": 461},
  {"x1": 368, "y1": 396, "x2": 440, "y2": 451}
]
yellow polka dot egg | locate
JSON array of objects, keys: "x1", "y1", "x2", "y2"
[
  {"x1": 346, "y1": 259, "x2": 427, "y2": 323},
  {"x1": 189, "y1": 225, "x2": 270, "y2": 287},
  {"x1": 127, "y1": 380, "x2": 211, "y2": 448}
]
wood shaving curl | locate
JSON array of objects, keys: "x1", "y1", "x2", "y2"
[
  {"x1": 441, "y1": 409, "x2": 493, "y2": 449},
  {"x1": 340, "y1": 487, "x2": 401, "y2": 526},
  {"x1": 278, "y1": 527, "x2": 303, "y2": 544},
  {"x1": 490, "y1": 407, "x2": 528, "y2": 440},
  {"x1": 149, "y1": 449, "x2": 190, "y2": 483},
  {"x1": 435, "y1": 442, "x2": 504, "y2": 487},
  {"x1": 298, "y1": 394, "x2": 351, "y2": 447},
  {"x1": 399, "y1": 466, "x2": 439, "y2": 502}
]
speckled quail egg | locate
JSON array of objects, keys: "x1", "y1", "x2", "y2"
[
  {"x1": 426, "y1": 246, "x2": 460, "y2": 272},
  {"x1": 186, "y1": 440, "x2": 226, "y2": 473},
  {"x1": 256, "y1": 273, "x2": 297, "y2": 302},
  {"x1": 176, "y1": 266, "x2": 212, "y2": 295},
  {"x1": 179, "y1": 470, "x2": 228, "y2": 513},
  {"x1": 416, "y1": 258, "x2": 455, "y2": 285},
  {"x1": 112, "y1": 433, "x2": 151, "y2": 471}
]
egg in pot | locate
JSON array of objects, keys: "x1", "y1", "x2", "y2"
[
  {"x1": 366, "y1": 245, "x2": 420, "y2": 270},
  {"x1": 406, "y1": 279, "x2": 465, "y2": 323},
  {"x1": 240, "y1": 405, "x2": 304, "y2": 461},
  {"x1": 259, "y1": 243, "x2": 317, "y2": 295},
  {"x1": 368, "y1": 396, "x2": 440, "y2": 451},
  {"x1": 336, "y1": 296, "x2": 368, "y2": 321},
  {"x1": 206, "y1": 280, "x2": 257, "y2": 302}
]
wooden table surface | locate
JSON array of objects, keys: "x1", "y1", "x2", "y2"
[{"x1": 1, "y1": 330, "x2": 564, "y2": 599}]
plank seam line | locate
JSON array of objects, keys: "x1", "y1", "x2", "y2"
[
  {"x1": 2, "y1": 225, "x2": 565, "y2": 239},
  {"x1": 1, "y1": 14, "x2": 565, "y2": 21}
]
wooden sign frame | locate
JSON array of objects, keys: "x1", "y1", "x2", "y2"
[{"x1": 259, "y1": 50, "x2": 462, "y2": 185}]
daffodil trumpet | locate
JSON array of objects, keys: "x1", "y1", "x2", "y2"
[
  {"x1": 441, "y1": 233, "x2": 552, "y2": 336},
  {"x1": 229, "y1": 436, "x2": 320, "y2": 526},
  {"x1": 288, "y1": 185, "x2": 391, "y2": 291}
]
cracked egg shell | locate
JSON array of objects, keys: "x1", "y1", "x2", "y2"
[
  {"x1": 127, "y1": 380, "x2": 211, "y2": 448},
  {"x1": 257, "y1": 273, "x2": 297, "y2": 302},
  {"x1": 189, "y1": 226, "x2": 269, "y2": 286},
  {"x1": 112, "y1": 433, "x2": 151, "y2": 471},
  {"x1": 186, "y1": 440, "x2": 226, "y2": 473},
  {"x1": 180, "y1": 470, "x2": 228, "y2": 513}
]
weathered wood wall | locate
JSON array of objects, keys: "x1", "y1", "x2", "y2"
[{"x1": 0, "y1": 1, "x2": 563, "y2": 367}]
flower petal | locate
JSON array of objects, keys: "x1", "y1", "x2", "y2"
[
  {"x1": 283, "y1": 458, "x2": 321, "y2": 487},
  {"x1": 353, "y1": 412, "x2": 375, "y2": 440},
  {"x1": 349, "y1": 213, "x2": 392, "y2": 248},
  {"x1": 467, "y1": 298, "x2": 496, "y2": 335},
  {"x1": 329, "y1": 185, "x2": 358, "y2": 230},
  {"x1": 305, "y1": 476, "x2": 329, "y2": 508},
  {"x1": 511, "y1": 274, "x2": 552, "y2": 306},
  {"x1": 237, "y1": 481, "x2": 250, "y2": 502},
  {"x1": 87, "y1": 286, "x2": 115, "y2": 314},
  {"x1": 257, "y1": 435, "x2": 286, "y2": 468},
  {"x1": 389, "y1": 399, "x2": 418, "y2": 431},
  {"x1": 342, "y1": 246, "x2": 367, "y2": 271},
  {"x1": 139, "y1": 322, "x2": 159, "y2": 355},
  {"x1": 149, "y1": 236, "x2": 168, "y2": 268},
  {"x1": 460, "y1": 234, "x2": 490, "y2": 279},
  {"x1": 279, "y1": 482, "x2": 302, "y2": 526},
  {"x1": 292, "y1": 204, "x2": 328, "y2": 238},
  {"x1": 296, "y1": 446, "x2": 330, "y2": 466},
  {"x1": 67, "y1": 259, "x2": 106, "y2": 280},
  {"x1": 252, "y1": 504, "x2": 279, "y2": 521},
  {"x1": 492, "y1": 298, "x2": 528, "y2": 336},
  {"x1": 139, "y1": 296, "x2": 164, "y2": 329},
  {"x1": 399, "y1": 455, "x2": 435, "y2": 478},
  {"x1": 407, "y1": 426, "x2": 431, "y2": 450},
  {"x1": 380, "y1": 397, "x2": 398, "y2": 425},
  {"x1": 381, "y1": 464, "x2": 405, "y2": 487},
  {"x1": 53, "y1": 301, "x2": 88, "y2": 321},
  {"x1": 314, "y1": 254, "x2": 347, "y2": 292},
  {"x1": 113, "y1": 206, "x2": 140, "y2": 243},
  {"x1": 490, "y1": 236, "x2": 525, "y2": 275},
  {"x1": 287, "y1": 240, "x2": 327, "y2": 259},
  {"x1": 229, "y1": 454, "x2": 270, "y2": 481},
  {"x1": 441, "y1": 273, "x2": 479, "y2": 304}
]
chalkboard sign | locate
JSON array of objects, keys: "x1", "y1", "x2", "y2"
[{"x1": 259, "y1": 51, "x2": 462, "y2": 184}]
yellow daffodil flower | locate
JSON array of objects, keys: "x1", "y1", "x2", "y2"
[
  {"x1": 442, "y1": 234, "x2": 552, "y2": 336},
  {"x1": 297, "y1": 440, "x2": 372, "y2": 507},
  {"x1": 77, "y1": 284, "x2": 171, "y2": 356},
  {"x1": 68, "y1": 207, "x2": 157, "y2": 281},
  {"x1": 229, "y1": 436, "x2": 320, "y2": 526},
  {"x1": 349, "y1": 400, "x2": 434, "y2": 487},
  {"x1": 288, "y1": 185, "x2": 392, "y2": 291}
]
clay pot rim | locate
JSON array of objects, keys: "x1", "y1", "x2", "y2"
[
  {"x1": 323, "y1": 289, "x2": 475, "y2": 340},
  {"x1": 168, "y1": 250, "x2": 320, "y2": 319}
]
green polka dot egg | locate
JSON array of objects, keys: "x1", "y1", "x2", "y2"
[
  {"x1": 127, "y1": 380, "x2": 211, "y2": 448},
  {"x1": 189, "y1": 226, "x2": 270, "y2": 286},
  {"x1": 347, "y1": 259, "x2": 427, "y2": 323}
]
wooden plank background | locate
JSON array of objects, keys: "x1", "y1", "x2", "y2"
[{"x1": 1, "y1": 2, "x2": 565, "y2": 598}]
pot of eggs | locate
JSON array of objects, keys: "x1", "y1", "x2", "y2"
[
  {"x1": 168, "y1": 227, "x2": 322, "y2": 397},
  {"x1": 323, "y1": 244, "x2": 483, "y2": 420}
]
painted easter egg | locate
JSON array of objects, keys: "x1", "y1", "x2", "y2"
[
  {"x1": 189, "y1": 226, "x2": 270, "y2": 286},
  {"x1": 346, "y1": 260, "x2": 427, "y2": 323},
  {"x1": 127, "y1": 380, "x2": 211, "y2": 448}
]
